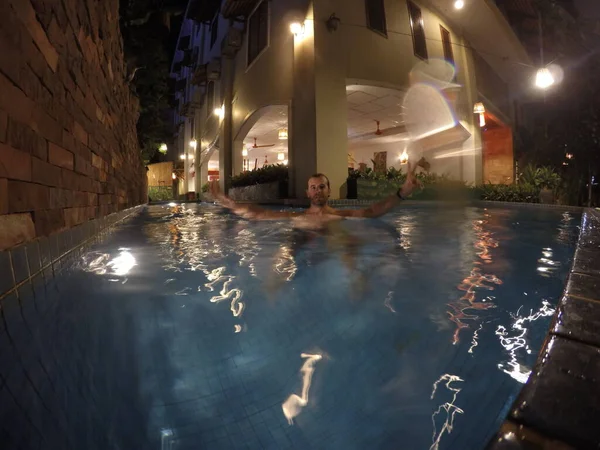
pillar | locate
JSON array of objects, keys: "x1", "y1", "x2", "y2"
[
  {"x1": 289, "y1": 2, "x2": 348, "y2": 200},
  {"x1": 219, "y1": 57, "x2": 234, "y2": 194},
  {"x1": 458, "y1": 36, "x2": 483, "y2": 185}
]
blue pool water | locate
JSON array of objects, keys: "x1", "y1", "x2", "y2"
[{"x1": 1, "y1": 204, "x2": 580, "y2": 449}]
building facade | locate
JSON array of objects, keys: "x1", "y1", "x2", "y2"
[{"x1": 170, "y1": 0, "x2": 531, "y2": 199}]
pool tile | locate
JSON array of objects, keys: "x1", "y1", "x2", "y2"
[
  {"x1": 37, "y1": 238, "x2": 51, "y2": 269},
  {"x1": 565, "y1": 272, "x2": 600, "y2": 301},
  {"x1": 486, "y1": 421, "x2": 573, "y2": 449},
  {"x1": 553, "y1": 296, "x2": 600, "y2": 348},
  {"x1": 10, "y1": 246, "x2": 29, "y2": 285},
  {"x1": 0, "y1": 251, "x2": 14, "y2": 297},
  {"x1": 510, "y1": 336, "x2": 600, "y2": 448},
  {"x1": 25, "y1": 242, "x2": 41, "y2": 277},
  {"x1": 571, "y1": 248, "x2": 600, "y2": 276}
]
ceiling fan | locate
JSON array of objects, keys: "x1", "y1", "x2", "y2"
[
  {"x1": 350, "y1": 120, "x2": 407, "y2": 142},
  {"x1": 252, "y1": 137, "x2": 274, "y2": 148}
]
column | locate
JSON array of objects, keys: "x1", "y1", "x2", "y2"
[
  {"x1": 289, "y1": 2, "x2": 348, "y2": 200},
  {"x1": 219, "y1": 57, "x2": 234, "y2": 194}
]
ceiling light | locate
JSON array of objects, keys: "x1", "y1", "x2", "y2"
[
  {"x1": 454, "y1": 0, "x2": 464, "y2": 9},
  {"x1": 535, "y1": 68, "x2": 554, "y2": 89},
  {"x1": 278, "y1": 128, "x2": 288, "y2": 140}
]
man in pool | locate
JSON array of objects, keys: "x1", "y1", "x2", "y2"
[{"x1": 211, "y1": 159, "x2": 426, "y2": 225}]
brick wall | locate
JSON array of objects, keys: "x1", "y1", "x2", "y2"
[{"x1": 0, "y1": 0, "x2": 146, "y2": 250}]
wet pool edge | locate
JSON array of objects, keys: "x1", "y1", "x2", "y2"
[{"x1": 486, "y1": 208, "x2": 600, "y2": 450}]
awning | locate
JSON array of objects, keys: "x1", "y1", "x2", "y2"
[{"x1": 222, "y1": 0, "x2": 259, "y2": 19}]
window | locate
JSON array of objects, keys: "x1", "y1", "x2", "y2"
[
  {"x1": 206, "y1": 81, "x2": 214, "y2": 117},
  {"x1": 440, "y1": 25, "x2": 453, "y2": 64},
  {"x1": 247, "y1": 0, "x2": 269, "y2": 66},
  {"x1": 210, "y1": 13, "x2": 219, "y2": 49},
  {"x1": 407, "y1": 1, "x2": 427, "y2": 60},
  {"x1": 365, "y1": 0, "x2": 387, "y2": 36}
]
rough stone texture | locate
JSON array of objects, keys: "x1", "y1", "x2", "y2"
[
  {"x1": 0, "y1": 213, "x2": 36, "y2": 249},
  {"x1": 0, "y1": 0, "x2": 146, "y2": 250}
]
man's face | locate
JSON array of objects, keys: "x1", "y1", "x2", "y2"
[{"x1": 306, "y1": 176, "x2": 330, "y2": 206}]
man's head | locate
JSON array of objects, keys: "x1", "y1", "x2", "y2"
[{"x1": 306, "y1": 173, "x2": 331, "y2": 206}]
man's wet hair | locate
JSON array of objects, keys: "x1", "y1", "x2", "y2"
[{"x1": 309, "y1": 173, "x2": 330, "y2": 188}]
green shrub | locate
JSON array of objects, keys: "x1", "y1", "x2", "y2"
[
  {"x1": 479, "y1": 183, "x2": 540, "y2": 203},
  {"x1": 231, "y1": 164, "x2": 288, "y2": 188},
  {"x1": 201, "y1": 183, "x2": 210, "y2": 193},
  {"x1": 519, "y1": 164, "x2": 561, "y2": 190}
]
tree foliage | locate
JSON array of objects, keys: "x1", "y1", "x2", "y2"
[{"x1": 119, "y1": 0, "x2": 185, "y2": 164}]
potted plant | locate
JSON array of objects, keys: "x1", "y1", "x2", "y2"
[{"x1": 520, "y1": 165, "x2": 561, "y2": 204}]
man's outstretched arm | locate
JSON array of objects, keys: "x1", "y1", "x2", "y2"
[
  {"x1": 335, "y1": 161, "x2": 422, "y2": 219},
  {"x1": 210, "y1": 181, "x2": 300, "y2": 220}
]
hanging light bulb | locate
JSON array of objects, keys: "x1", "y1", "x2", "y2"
[
  {"x1": 399, "y1": 148, "x2": 408, "y2": 165},
  {"x1": 278, "y1": 128, "x2": 288, "y2": 140},
  {"x1": 535, "y1": 67, "x2": 554, "y2": 89},
  {"x1": 278, "y1": 152, "x2": 285, "y2": 161}
]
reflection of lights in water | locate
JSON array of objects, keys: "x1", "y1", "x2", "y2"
[
  {"x1": 168, "y1": 202, "x2": 177, "y2": 207},
  {"x1": 282, "y1": 353, "x2": 322, "y2": 425},
  {"x1": 394, "y1": 216, "x2": 415, "y2": 250},
  {"x1": 384, "y1": 291, "x2": 397, "y2": 313},
  {"x1": 161, "y1": 428, "x2": 174, "y2": 450},
  {"x1": 467, "y1": 323, "x2": 483, "y2": 355},
  {"x1": 448, "y1": 214, "x2": 501, "y2": 344},
  {"x1": 274, "y1": 244, "x2": 297, "y2": 281},
  {"x1": 83, "y1": 249, "x2": 136, "y2": 279},
  {"x1": 234, "y1": 325, "x2": 242, "y2": 333},
  {"x1": 537, "y1": 248, "x2": 560, "y2": 278},
  {"x1": 430, "y1": 374, "x2": 464, "y2": 450},
  {"x1": 205, "y1": 268, "x2": 245, "y2": 317},
  {"x1": 495, "y1": 301, "x2": 555, "y2": 384}
]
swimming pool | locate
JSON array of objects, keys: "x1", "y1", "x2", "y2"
[{"x1": 1, "y1": 204, "x2": 580, "y2": 449}]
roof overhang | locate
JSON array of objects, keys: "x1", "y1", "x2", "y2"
[
  {"x1": 222, "y1": 0, "x2": 260, "y2": 19},
  {"x1": 422, "y1": 0, "x2": 532, "y2": 86}
]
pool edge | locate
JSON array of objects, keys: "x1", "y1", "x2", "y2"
[{"x1": 486, "y1": 208, "x2": 600, "y2": 450}]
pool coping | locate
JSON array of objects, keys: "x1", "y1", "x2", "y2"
[{"x1": 486, "y1": 207, "x2": 600, "y2": 450}]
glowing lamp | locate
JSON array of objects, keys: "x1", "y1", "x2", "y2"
[
  {"x1": 159, "y1": 143, "x2": 168, "y2": 154},
  {"x1": 278, "y1": 152, "x2": 285, "y2": 161},
  {"x1": 290, "y1": 22, "x2": 305, "y2": 37},
  {"x1": 454, "y1": 0, "x2": 464, "y2": 9},
  {"x1": 214, "y1": 106, "x2": 224, "y2": 119},
  {"x1": 399, "y1": 149, "x2": 408, "y2": 165},
  {"x1": 242, "y1": 148, "x2": 248, "y2": 157},
  {"x1": 278, "y1": 128, "x2": 288, "y2": 140},
  {"x1": 179, "y1": 154, "x2": 186, "y2": 160},
  {"x1": 566, "y1": 153, "x2": 573, "y2": 160},
  {"x1": 473, "y1": 102, "x2": 486, "y2": 127},
  {"x1": 172, "y1": 172, "x2": 176, "y2": 180},
  {"x1": 189, "y1": 139, "x2": 197, "y2": 149},
  {"x1": 535, "y1": 68, "x2": 554, "y2": 89}
]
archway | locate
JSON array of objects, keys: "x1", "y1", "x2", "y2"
[{"x1": 234, "y1": 105, "x2": 288, "y2": 175}]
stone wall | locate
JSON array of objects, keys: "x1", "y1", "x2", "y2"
[{"x1": 0, "y1": 0, "x2": 146, "y2": 250}]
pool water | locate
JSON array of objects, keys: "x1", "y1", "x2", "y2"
[{"x1": 13, "y1": 204, "x2": 581, "y2": 449}]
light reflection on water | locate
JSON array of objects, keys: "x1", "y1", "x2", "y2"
[
  {"x1": 448, "y1": 211, "x2": 501, "y2": 344},
  {"x1": 128, "y1": 204, "x2": 579, "y2": 449}
]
